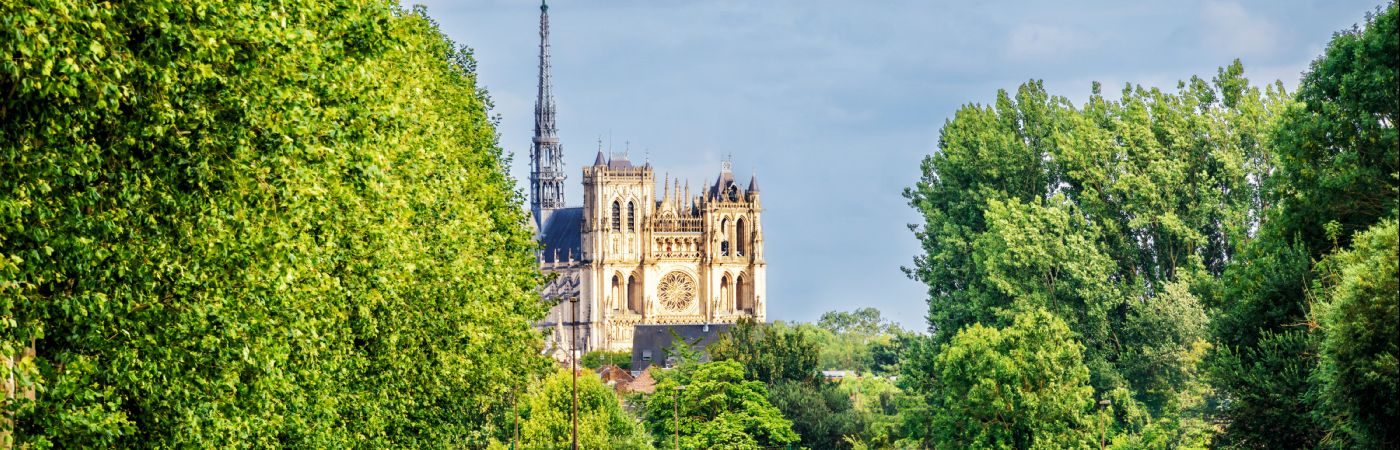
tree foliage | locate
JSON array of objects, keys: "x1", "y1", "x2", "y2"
[
  {"x1": 0, "y1": 1, "x2": 550, "y2": 446},
  {"x1": 641, "y1": 360, "x2": 798, "y2": 450},
  {"x1": 1312, "y1": 220, "x2": 1398, "y2": 448},
  {"x1": 904, "y1": 58, "x2": 1285, "y2": 446},
  {"x1": 489, "y1": 369, "x2": 653, "y2": 450},
  {"x1": 581, "y1": 350, "x2": 633, "y2": 370},
  {"x1": 768, "y1": 380, "x2": 865, "y2": 450},
  {"x1": 1209, "y1": 4, "x2": 1398, "y2": 448},
  {"x1": 929, "y1": 309, "x2": 1097, "y2": 449},
  {"x1": 709, "y1": 319, "x2": 819, "y2": 384}
]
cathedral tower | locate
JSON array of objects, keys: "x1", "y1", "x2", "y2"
[
  {"x1": 530, "y1": 0, "x2": 566, "y2": 229},
  {"x1": 529, "y1": 2, "x2": 765, "y2": 357}
]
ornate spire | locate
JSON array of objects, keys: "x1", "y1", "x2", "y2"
[{"x1": 530, "y1": 0, "x2": 566, "y2": 226}]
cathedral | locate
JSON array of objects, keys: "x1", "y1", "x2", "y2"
[{"x1": 527, "y1": 1, "x2": 767, "y2": 356}]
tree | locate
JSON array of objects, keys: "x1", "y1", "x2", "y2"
[
  {"x1": 837, "y1": 374, "x2": 903, "y2": 448},
  {"x1": 642, "y1": 361, "x2": 798, "y2": 449},
  {"x1": 1210, "y1": 4, "x2": 1398, "y2": 447},
  {"x1": 1312, "y1": 220, "x2": 1398, "y2": 448},
  {"x1": 905, "y1": 52, "x2": 1290, "y2": 447},
  {"x1": 490, "y1": 369, "x2": 653, "y2": 450},
  {"x1": 929, "y1": 309, "x2": 1097, "y2": 449},
  {"x1": 0, "y1": 1, "x2": 550, "y2": 446},
  {"x1": 768, "y1": 380, "x2": 865, "y2": 450},
  {"x1": 709, "y1": 319, "x2": 819, "y2": 384},
  {"x1": 582, "y1": 351, "x2": 633, "y2": 370}
]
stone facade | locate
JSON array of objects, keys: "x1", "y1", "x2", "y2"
[
  {"x1": 526, "y1": 2, "x2": 764, "y2": 358},
  {"x1": 536, "y1": 156, "x2": 766, "y2": 356}
]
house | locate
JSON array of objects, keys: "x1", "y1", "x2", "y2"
[{"x1": 629, "y1": 323, "x2": 733, "y2": 372}]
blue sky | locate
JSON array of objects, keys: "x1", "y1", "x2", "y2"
[{"x1": 413, "y1": 0, "x2": 1384, "y2": 330}]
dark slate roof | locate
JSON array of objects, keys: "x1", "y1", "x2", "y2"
[
  {"x1": 607, "y1": 155, "x2": 634, "y2": 170},
  {"x1": 747, "y1": 173, "x2": 760, "y2": 193},
  {"x1": 593, "y1": 150, "x2": 606, "y2": 166},
  {"x1": 630, "y1": 323, "x2": 733, "y2": 371},
  {"x1": 540, "y1": 207, "x2": 582, "y2": 263},
  {"x1": 709, "y1": 170, "x2": 737, "y2": 200}
]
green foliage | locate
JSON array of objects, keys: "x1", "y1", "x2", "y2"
[
  {"x1": 1312, "y1": 220, "x2": 1398, "y2": 448},
  {"x1": 642, "y1": 360, "x2": 798, "y2": 449},
  {"x1": 489, "y1": 369, "x2": 653, "y2": 450},
  {"x1": 904, "y1": 56, "x2": 1285, "y2": 447},
  {"x1": 1266, "y1": 4, "x2": 1399, "y2": 252},
  {"x1": 809, "y1": 309, "x2": 910, "y2": 374},
  {"x1": 709, "y1": 318, "x2": 819, "y2": 384},
  {"x1": 818, "y1": 307, "x2": 898, "y2": 336},
  {"x1": 1209, "y1": 4, "x2": 1398, "y2": 447},
  {"x1": 929, "y1": 310, "x2": 1097, "y2": 449},
  {"x1": 0, "y1": 1, "x2": 549, "y2": 446},
  {"x1": 837, "y1": 374, "x2": 903, "y2": 449},
  {"x1": 582, "y1": 350, "x2": 632, "y2": 370},
  {"x1": 768, "y1": 380, "x2": 865, "y2": 450}
]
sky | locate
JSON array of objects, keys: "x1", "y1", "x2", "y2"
[{"x1": 412, "y1": 0, "x2": 1385, "y2": 330}]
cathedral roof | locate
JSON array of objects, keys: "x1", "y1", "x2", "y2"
[
  {"x1": 747, "y1": 173, "x2": 760, "y2": 193},
  {"x1": 539, "y1": 207, "x2": 582, "y2": 263},
  {"x1": 708, "y1": 170, "x2": 737, "y2": 200},
  {"x1": 607, "y1": 155, "x2": 635, "y2": 170},
  {"x1": 593, "y1": 150, "x2": 606, "y2": 166}
]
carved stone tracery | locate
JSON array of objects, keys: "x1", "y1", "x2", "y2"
[{"x1": 657, "y1": 271, "x2": 695, "y2": 310}]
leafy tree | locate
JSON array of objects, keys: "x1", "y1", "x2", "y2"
[
  {"x1": 768, "y1": 380, "x2": 865, "y2": 450},
  {"x1": 582, "y1": 350, "x2": 633, "y2": 370},
  {"x1": 709, "y1": 319, "x2": 819, "y2": 384},
  {"x1": 818, "y1": 307, "x2": 896, "y2": 336},
  {"x1": 837, "y1": 374, "x2": 903, "y2": 448},
  {"x1": 489, "y1": 369, "x2": 653, "y2": 450},
  {"x1": 928, "y1": 309, "x2": 1098, "y2": 449},
  {"x1": 0, "y1": 1, "x2": 549, "y2": 446},
  {"x1": 642, "y1": 360, "x2": 798, "y2": 449},
  {"x1": 1266, "y1": 5, "x2": 1399, "y2": 252},
  {"x1": 1312, "y1": 220, "x2": 1398, "y2": 448},
  {"x1": 1210, "y1": 4, "x2": 1397, "y2": 447},
  {"x1": 710, "y1": 319, "x2": 871, "y2": 448}
]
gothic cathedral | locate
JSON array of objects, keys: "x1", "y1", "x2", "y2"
[{"x1": 528, "y1": 1, "x2": 766, "y2": 357}]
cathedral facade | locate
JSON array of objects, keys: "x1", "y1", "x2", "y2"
[{"x1": 527, "y1": 1, "x2": 766, "y2": 355}]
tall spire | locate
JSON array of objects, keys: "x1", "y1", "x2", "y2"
[{"x1": 530, "y1": 0, "x2": 566, "y2": 227}]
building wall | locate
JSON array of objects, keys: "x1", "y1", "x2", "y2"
[{"x1": 542, "y1": 160, "x2": 764, "y2": 354}]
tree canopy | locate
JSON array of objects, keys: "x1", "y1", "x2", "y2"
[
  {"x1": 642, "y1": 360, "x2": 798, "y2": 450},
  {"x1": 1, "y1": 0, "x2": 549, "y2": 446},
  {"x1": 490, "y1": 369, "x2": 653, "y2": 450}
]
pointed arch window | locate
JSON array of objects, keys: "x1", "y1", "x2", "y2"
[
  {"x1": 627, "y1": 201, "x2": 636, "y2": 232},
  {"x1": 611, "y1": 275, "x2": 622, "y2": 311},
  {"x1": 627, "y1": 275, "x2": 642, "y2": 313},
  {"x1": 735, "y1": 218, "x2": 747, "y2": 257},
  {"x1": 721, "y1": 274, "x2": 731, "y2": 312},
  {"x1": 611, "y1": 201, "x2": 621, "y2": 232},
  {"x1": 737, "y1": 273, "x2": 753, "y2": 313},
  {"x1": 720, "y1": 218, "x2": 731, "y2": 256}
]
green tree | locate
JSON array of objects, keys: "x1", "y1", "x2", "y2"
[
  {"x1": 642, "y1": 361, "x2": 798, "y2": 449},
  {"x1": 1210, "y1": 4, "x2": 1397, "y2": 447},
  {"x1": 0, "y1": 1, "x2": 549, "y2": 446},
  {"x1": 905, "y1": 56, "x2": 1289, "y2": 447},
  {"x1": 581, "y1": 350, "x2": 633, "y2": 370},
  {"x1": 709, "y1": 319, "x2": 819, "y2": 384},
  {"x1": 490, "y1": 369, "x2": 653, "y2": 450},
  {"x1": 1312, "y1": 220, "x2": 1399, "y2": 448},
  {"x1": 767, "y1": 380, "x2": 865, "y2": 450},
  {"x1": 837, "y1": 374, "x2": 903, "y2": 449},
  {"x1": 929, "y1": 309, "x2": 1097, "y2": 449}
]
